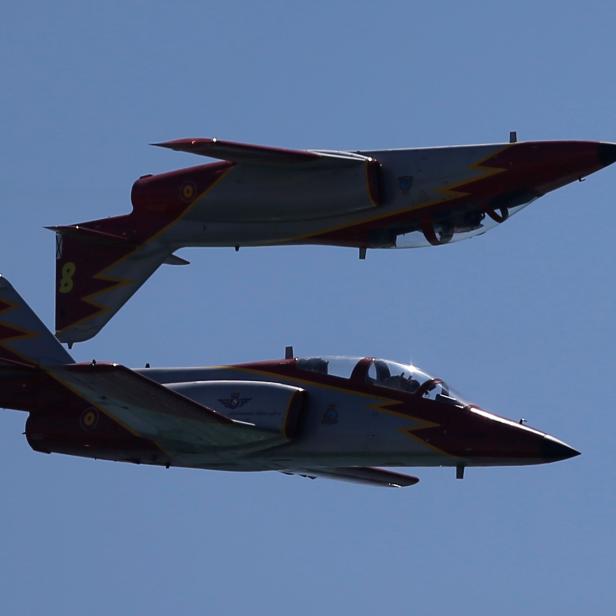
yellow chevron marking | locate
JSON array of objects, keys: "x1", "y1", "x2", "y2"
[
  {"x1": 0, "y1": 298, "x2": 39, "y2": 364},
  {"x1": 283, "y1": 144, "x2": 513, "y2": 243},
  {"x1": 57, "y1": 167, "x2": 232, "y2": 336},
  {"x1": 230, "y1": 365, "x2": 446, "y2": 450}
]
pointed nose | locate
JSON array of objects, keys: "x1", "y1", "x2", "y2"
[
  {"x1": 541, "y1": 436, "x2": 580, "y2": 462},
  {"x1": 598, "y1": 142, "x2": 616, "y2": 168}
]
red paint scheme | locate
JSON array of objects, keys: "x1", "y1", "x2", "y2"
[
  {"x1": 235, "y1": 359, "x2": 555, "y2": 463},
  {"x1": 0, "y1": 357, "x2": 577, "y2": 472},
  {"x1": 310, "y1": 141, "x2": 607, "y2": 246},
  {"x1": 51, "y1": 139, "x2": 616, "y2": 343},
  {"x1": 54, "y1": 162, "x2": 231, "y2": 334},
  {"x1": 0, "y1": 366, "x2": 165, "y2": 464},
  {"x1": 130, "y1": 161, "x2": 232, "y2": 214},
  {"x1": 0, "y1": 299, "x2": 35, "y2": 366}
]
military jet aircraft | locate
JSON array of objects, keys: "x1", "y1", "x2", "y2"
[
  {"x1": 50, "y1": 136, "x2": 616, "y2": 344},
  {"x1": 0, "y1": 276, "x2": 578, "y2": 487}
]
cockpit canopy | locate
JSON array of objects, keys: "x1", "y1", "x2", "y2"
[{"x1": 295, "y1": 356, "x2": 467, "y2": 406}]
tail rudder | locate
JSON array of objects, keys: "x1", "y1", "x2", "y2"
[{"x1": 0, "y1": 276, "x2": 73, "y2": 367}]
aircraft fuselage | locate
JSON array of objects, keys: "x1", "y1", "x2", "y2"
[
  {"x1": 130, "y1": 140, "x2": 616, "y2": 250},
  {"x1": 6, "y1": 356, "x2": 578, "y2": 476},
  {"x1": 52, "y1": 138, "x2": 616, "y2": 343}
]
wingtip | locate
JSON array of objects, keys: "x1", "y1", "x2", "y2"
[{"x1": 151, "y1": 138, "x2": 217, "y2": 150}]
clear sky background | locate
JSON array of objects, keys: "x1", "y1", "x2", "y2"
[{"x1": 1, "y1": 1, "x2": 615, "y2": 614}]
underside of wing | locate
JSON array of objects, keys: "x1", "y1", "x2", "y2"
[
  {"x1": 48, "y1": 363, "x2": 288, "y2": 456},
  {"x1": 152, "y1": 137, "x2": 374, "y2": 166},
  {"x1": 289, "y1": 467, "x2": 420, "y2": 488}
]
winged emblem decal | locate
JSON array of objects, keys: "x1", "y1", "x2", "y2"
[{"x1": 218, "y1": 392, "x2": 252, "y2": 410}]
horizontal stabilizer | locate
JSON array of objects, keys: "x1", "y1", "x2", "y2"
[
  {"x1": 164, "y1": 253, "x2": 190, "y2": 266},
  {"x1": 49, "y1": 363, "x2": 289, "y2": 454},
  {"x1": 46, "y1": 224, "x2": 129, "y2": 244},
  {"x1": 291, "y1": 466, "x2": 420, "y2": 487},
  {"x1": 152, "y1": 138, "x2": 373, "y2": 166}
]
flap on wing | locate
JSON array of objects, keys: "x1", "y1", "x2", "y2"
[
  {"x1": 292, "y1": 467, "x2": 420, "y2": 488},
  {"x1": 48, "y1": 363, "x2": 286, "y2": 453},
  {"x1": 152, "y1": 138, "x2": 373, "y2": 166}
]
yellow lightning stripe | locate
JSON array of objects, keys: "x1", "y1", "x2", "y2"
[
  {"x1": 57, "y1": 167, "x2": 232, "y2": 335},
  {"x1": 280, "y1": 144, "x2": 514, "y2": 243},
  {"x1": 0, "y1": 298, "x2": 39, "y2": 365},
  {"x1": 229, "y1": 365, "x2": 446, "y2": 451},
  {"x1": 415, "y1": 147, "x2": 511, "y2": 215}
]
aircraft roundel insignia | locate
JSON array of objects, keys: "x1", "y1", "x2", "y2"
[
  {"x1": 80, "y1": 407, "x2": 99, "y2": 431},
  {"x1": 180, "y1": 182, "x2": 197, "y2": 203}
]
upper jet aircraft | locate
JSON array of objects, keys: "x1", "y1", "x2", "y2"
[{"x1": 50, "y1": 137, "x2": 616, "y2": 344}]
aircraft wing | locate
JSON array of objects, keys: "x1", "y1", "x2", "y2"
[
  {"x1": 48, "y1": 363, "x2": 288, "y2": 455},
  {"x1": 153, "y1": 137, "x2": 373, "y2": 166},
  {"x1": 290, "y1": 467, "x2": 420, "y2": 488}
]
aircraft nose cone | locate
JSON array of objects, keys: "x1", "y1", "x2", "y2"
[
  {"x1": 598, "y1": 142, "x2": 616, "y2": 167},
  {"x1": 541, "y1": 437, "x2": 580, "y2": 462}
]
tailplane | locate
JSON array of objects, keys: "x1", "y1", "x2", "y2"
[{"x1": 0, "y1": 276, "x2": 73, "y2": 367}]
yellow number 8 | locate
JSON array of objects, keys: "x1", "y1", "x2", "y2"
[{"x1": 59, "y1": 261, "x2": 76, "y2": 294}]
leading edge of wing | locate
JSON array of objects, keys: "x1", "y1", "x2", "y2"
[
  {"x1": 152, "y1": 137, "x2": 373, "y2": 166},
  {"x1": 47, "y1": 363, "x2": 284, "y2": 452}
]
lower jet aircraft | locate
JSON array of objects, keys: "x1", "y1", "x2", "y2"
[
  {"x1": 49, "y1": 136, "x2": 616, "y2": 344},
  {"x1": 0, "y1": 276, "x2": 578, "y2": 487}
]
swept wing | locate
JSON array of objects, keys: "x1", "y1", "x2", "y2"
[{"x1": 48, "y1": 363, "x2": 291, "y2": 455}]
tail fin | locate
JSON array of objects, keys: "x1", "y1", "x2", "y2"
[
  {"x1": 0, "y1": 276, "x2": 73, "y2": 367},
  {"x1": 50, "y1": 225, "x2": 173, "y2": 345}
]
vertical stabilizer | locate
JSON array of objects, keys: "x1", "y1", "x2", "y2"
[
  {"x1": 0, "y1": 276, "x2": 73, "y2": 366},
  {"x1": 50, "y1": 226, "x2": 171, "y2": 344}
]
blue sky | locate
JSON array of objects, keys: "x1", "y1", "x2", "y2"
[{"x1": 1, "y1": 1, "x2": 615, "y2": 614}]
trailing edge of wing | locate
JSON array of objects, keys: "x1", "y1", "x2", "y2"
[
  {"x1": 152, "y1": 138, "x2": 373, "y2": 166},
  {"x1": 291, "y1": 467, "x2": 420, "y2": 487},
  {"x1": 48, "y1": 363, "x2": 287, "y2": 453}
]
